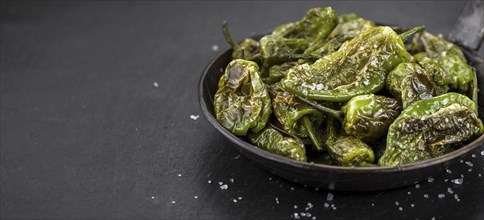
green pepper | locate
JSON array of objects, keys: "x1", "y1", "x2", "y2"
[
  {"x1": 214, "y1": 59, "x2": 272, "y2": 136},
  {"x1": 260, "y1": 36, "x2": 311, "y2": 67},
  {"x1": 262, "y1": 62, "x2": 298, "y2": 84},
  {"x1": 379, "y1": 93, "x2": 484, "y2": 166},
  {"x1": 325, "y1": 117, "x2": 375, "y2": 166},
  {"x1": 297, "y1": 94, "x2": 401, "y2": 143},
  {"x1": 269, "y1": 83, "x2": 325, "y2": 151},
  {"x1": 272, "y1": 7, "x2": 337, "y2": 41},
  {"x1": 413, "y1": 53, "x2": 452, "y2": 94},
  {"x1": 304, "y1": 15, "x2": 375, "y2": 57},
  {"x1": 248, "y1": 127, "x2": 307, "y2": 162},
  {"x1": 281, "y1": 26, "x2": 424, "y2": 101},
  {"x1": 386, "y1": 62, "x2": 442, "y2": 108},
  {"x1": 222, "y1": 21, "x2": 261, "y2": 62},
  {"x1": 408, "y1": 31, "x2": 474, "y2": 93}
]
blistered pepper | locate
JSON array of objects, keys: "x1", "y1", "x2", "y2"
[
  {"x1": 297, "y1": 94, "x2": 401, "y2": 143},
  {"x1": 304, "y1": 14, "x2": 375, "y2": 57},
  {"x1": 222, "y1": 21, "x2": 261, "y2": 62},
  {"x1": 262, "y1": 62, "x2": 298, "y2": 84},
  {"x1": 325, "y1": 117, "x2": 375, "y2": 167},
  {"x1": 272, "y1": 7, "x2": 337, "y2": 41},
  {"x1": 214, "y1": 59, "x2": 272, "y2": 136},
  {"x1": 269, "y1": 83, "x2": 325, "y2": 151},
  {"x1": 408, "y1": 31, "x2": 474, "y2": 93},
  {"x1": 247, "y1": 127, "x2": 307, "y2": 162},
  {"x1": 379, "y1": 93, "x2": 484, "y2": 166},
  {"x1": 281, "y1": 26, "x2": 424, "y2": 101},
  {"x1": 386, "y1": 62, "x2": 442, "y2": 108}
]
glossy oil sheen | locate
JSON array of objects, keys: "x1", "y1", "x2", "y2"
[{"x1": 198, "y1": 34, "x2": 484, "y2": 191}]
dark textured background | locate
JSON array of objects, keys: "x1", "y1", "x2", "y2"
[{"x1": 1, "y1": 1, "x2": 483, "y2": 219}]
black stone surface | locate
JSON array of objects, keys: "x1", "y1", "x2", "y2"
[{"x1": 1, "y1": 1, "x2": 483, "y2": 219}]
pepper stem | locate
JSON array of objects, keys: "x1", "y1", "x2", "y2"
[
  {"x1": 399, "y1": 25, "x2": 426, "y2": 41},
  {"x1": 222, "y1": 20, "x2": 240, "y2": 50},
  {"x1": 295, "y1": 95, "x2": 344, "y2": 122},
  {"x1": 301, "y1": 116, "x2": 322, "y2": 151}
]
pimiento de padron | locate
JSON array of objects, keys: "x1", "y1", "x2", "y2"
[{"x1": 214, "y1": 7, "x2": 483, "y2": 167}]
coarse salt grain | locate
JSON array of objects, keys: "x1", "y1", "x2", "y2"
[
  {"x1": 294, "y1": 205, "x2": 298, "y2": 209},
  {"x1": 395, "y1": 201, "x2": 399, "y2": 206},
  {"x1": 411, "y1": 204, "x2": 415, "y2": 207},
  {"x1": 481, "y1": 150, "x2": 484, "y2": 156},
  {"x1": 208, "y1": 180, "x2": 211, "y2": 184},
  {"x1": 438, "y1": 194, "x2": 445, "y2": 198},
  {"x1": 190, "y1": 115, "x2": 200, "y2": 120},
  {"x1": 151, "y1": 196, "x2": 155, "y2": 199},
  {"x1": 275, "y1": 197, "x2": 279, "y2": 204},
  {"x1": 407, "y1": 191, "x2": 411, "y2": 195},
  {"x1": 230, "y1": 178, "x2": 234, "y2": 183},
  {"x1": 212, "y1": 45, "x2": 219, "y2": 51},
  {"x1": 327, "y1": 193, "x2": 333, "y2": 201},
  {"x1": 172, "y1": 201, "x2": 176, "y2": 204},
  {"x1": 178, "y1": 174, "x2": 181, "y2": 177},
  {"x1": 471, "y1": 154, "x2": 476, "y2": 158},
  {"x1": 238, "y1": 197, "x2": 242, "y2": 200},
  {"x1": 465, "y1": 161, "x2": 473, "y2": 167},
  {"x1": 218, "y1": 182, "x2": 223, "y2": 185},
  {"x1": 415, "y1": 184, "x2": 420, "y2": 189},
  {"x1": 233, "y1": 199, "x2": 237, "y2": 203},
  {"x1": 424, "y1": 194, "x2": 429, "y2": 198},
  {"x1": 428, "y1": 177, "x2": 434, "y2": 182},
  {"x1": 220, "y1": 184, "x2": 228, "y2": 190},
  {"x1": 291, "y1": 187, "x2": 295, "y2": 191},
  {"x1": 194, "y1": 196, "x2": 198, "y2": 199},
  {"x1": 447, "y1": 188, "x2": 454, "y2": 194},
  {"x1": 451, "y1": 178, "x2": 463, "y2": 185},
  {"x1": 324, "y1": 203, "x2": 329, "y2": 208},
  {"x1": 399, "y1": 207, "x2": 403, "y2": 211},
  {"x1": 153, "y1": 82, "x2": 159, "y2": 88}
]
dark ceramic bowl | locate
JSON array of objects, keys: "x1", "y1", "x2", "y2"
[{"x1": 199, "y1": 34, "x2": 484, "y2": 191}]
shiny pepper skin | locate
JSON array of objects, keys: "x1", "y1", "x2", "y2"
[
  {"x1": 248, "y1": 127, "x2": 307, "y2": 162},
  {"x1": 386, "y1": 62, "x2": 442, "y2": 108},
  {"x1": 272, "y1": 7, "x2": 337, "y2": 41},
  {"x1": 214, "y1": 59, "x2": 272, "y2": 136},
  {"x1": 379, "y1": 93, "x2": 484, "y2": 166},
  {"x1": 269, "y1": 83, "x2": 325, "y2": 151},
  {"x1": 304, "y1": 14, "x2": 375, "y2": 57},
  {"x1": 281, "y1": 26, "x2": 412, "y2": 101},
  {"x1": 343, "y1": 94, "x2": 402, "y2": 142},
  {"x1": 408, "y1": 31, "x2": 474, "y2": 93},
  {"x1": 326, "y1": 118, "x2": 375, "y2": 167}
]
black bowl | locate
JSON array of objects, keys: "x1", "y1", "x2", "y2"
[{"x1": 199, "y1": 34, "x2": 484, "y2": 191}]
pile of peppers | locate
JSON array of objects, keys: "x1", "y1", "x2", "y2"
[{"x1": 214, "y1": 7, "x2": 483, "y2": 167}]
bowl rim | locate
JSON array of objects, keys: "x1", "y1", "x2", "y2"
[{"x1": 199, "y1": 41, "x2": 484, "y2": 174}]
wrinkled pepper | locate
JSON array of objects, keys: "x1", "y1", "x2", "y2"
[
  {"x1": 408, "y1": 31, "x2": 474, "y2": 93},
  {"x1": 269, "y1": 83, "x2": 325, "y2": 151},
  {"x1": 386, "y1": 62, "x2": 442, "y2": 108},
  {"x1": 304, "y1": 14, "x2": 375, "y2": 57},
  {"x1": 263, "y1": 62, "x2": 298, "y2": 84},
  {"x1": 281, "y1": 26, "x2": 424, "y2": 101},
  {"x1": 379, "y1": 93, "x2": 484, "y2": 166},
  {"x1": 297, "y1": 94, "x2": 401, "y2": 142},
  {"x1": 214, "y1": 59, "x2": 272, "y2": 136},
  {"x1": 222, "y1": 21, "x2": 261, "y2": 62},
  {"x1": 272, "y1": 7, "x2": 337, "y2": 41},
  {"x1": 325, "y1": 117, "x2": 375, "y2": 167},
  {"x1": 248, "y1": 127, "x2": 307, "y2": 162}
]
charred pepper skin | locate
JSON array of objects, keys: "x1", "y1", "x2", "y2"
[
  {"x1": 325, "y1": 118, "x2": 375, "y2": 167},
  {"x1": 269, "y1": 83, "x2": 325, "y2": 151},
  {"x1": 342, "y1": 94, "x2": 402, "y2": 143},
  {"x1": 386, "y1": 62, "x2": 441, "y2": 108},
  {"x1": 379, "y1": 93, "x2": 484, "y2": 166},
  {"x1": 214, "y1": 59, "x2": 272, "y2": 136},
  {"x1": 409, "y1": 31, "x2": 474, "y2": 93},
  {"x1": 272, "y1": 7, "x2": 337, "y2": 41},
  {"x1": 281, "y1": 26, "x2": 419, "y2": 102},
  {"x1": 247, "y1": 127, "x2": 307, "y2": 162},
  {"x1": 304, "y1": 15, "x2": 375, "y2": 57}
]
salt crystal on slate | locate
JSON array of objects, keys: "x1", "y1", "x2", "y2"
[
  {"x1": 407, "y1": 191, "x2": 411, "y2": 195},
  {"x1": 233, "y1": 199, "x2": 237, "y2": 203},
  {"x1": 447, "y1": 188, "x2": 454, "y2": 194},
  {"x1": 230, "y1": 178, "x2": 234, "y2": 183},
  {"x1": 324, "y1": 203, "x2": 329, "y2": 208},
  {"x1": 327, "y1": 193, "x2": 333, "y2": 201},
  {"x1": 220, "y1": 184, "x2": 228, "y2": 190},
  {"x1": 190, "y1": 115, "x2": 199, "y2": 120},
  {"x1": 471, "y1": 154, "x2": 476, "y2": 158},
  {"x1": 208, "y1": 180, "x2": 211, "y2": 184},
  {"x1": 212, "y1": 45, "x2": 219, "y2": 51},
  {"x1": 194, "y1": 196, "x2": 198, "y2": 199},
  {"x1": 481, "y1": 150, "x2": 484, "y2": 156},
  {"x1": 172, "y1": 201, "x2": 176, "y2": 204},
  {"x1": 451, "y1": 178, "x2": 463, "y2": 185},
  {"x1": 428, "y1": 177, "x2": 434, "y2": 182},
  {"x1": 275, "y1": 197, "x2": 279, "y2": 204},
  {"x1": 415, "y1": 184, "x2": 420, "y2": 189},
  {"x1": 465, "y1": 161, "x2": 473, "y2": 167},
  {"x1": 294, "y1": 205, "x2": 298, "y2": 209},
  {"x1": 411, "y1": 204, "x2": 415, "y2": 208},
  {"x1": 399, "y1": 207, "x2": 403, "y2": 211},
  {"x1": 446, "y1": 169, "x2": 452, "y2": 174},
  {"x1": 438, "y1": 194, "x2": 445, "y2": 198},
  {"x1": 238, "y1": 197, "x2": 242, "y2": 200},
  {"x1": 395, "y1": 201, "x2": 399, "y2": 206},
  {"x1": 424, "y1": 194, "x2": 429, "y2": 198},
  {"x1": 153, "y1": 82, "x2": 159, "y2": 88}
]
